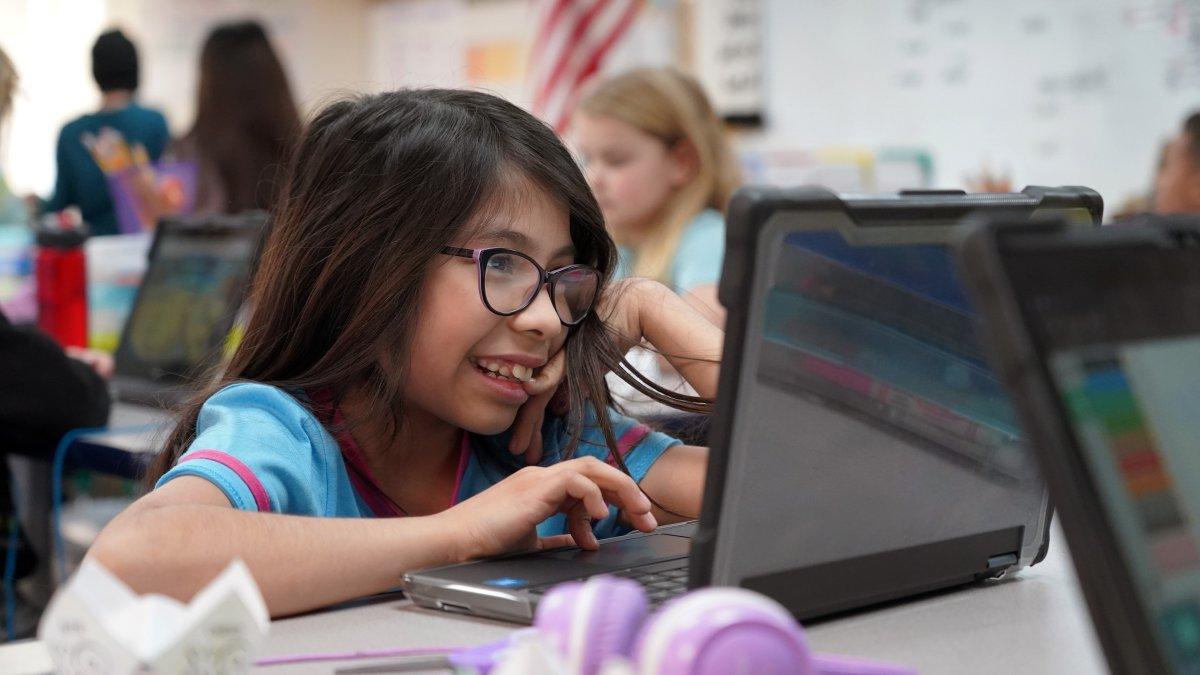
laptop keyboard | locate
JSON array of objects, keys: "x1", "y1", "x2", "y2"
[
  {"x1": 614, "y1": 564, "x2": 689, "y2": 606},
  {"x1": 526, "y1": 560, "x2": 689, "y2": 609}
]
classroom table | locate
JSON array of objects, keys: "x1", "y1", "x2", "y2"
[{"x1": 0, "y1": 522, "x2": 1109, "y2": 674}]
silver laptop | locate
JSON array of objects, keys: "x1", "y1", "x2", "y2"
[{"x1": 401, "y1": 185, "x2": 1101, "y2": 624}]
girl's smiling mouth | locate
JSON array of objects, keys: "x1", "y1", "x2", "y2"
[
  {"x1": 468, "y1": 355, "x2": 535, "y2": 381},
  {"x1": 468, "y1": 359, "x2": 532, "y2": 404}
]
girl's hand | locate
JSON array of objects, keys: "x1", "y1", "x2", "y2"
[
  {"x1": 602, "y1": 277, "x2": 723, "y2": 399},
  {"x1": 65, "y1": 346, "x2": 115, "y2": 379},
  {"x1": 507, "y1": 348, "x2": 567, "y2": 465},
  {"x1": 599, "y1": 277, "x2": 662, "y2": 354},
  {"x1": 436, "y1": 456, "x2": 657, "y2": 561}
]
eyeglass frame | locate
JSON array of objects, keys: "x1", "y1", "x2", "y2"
[{"x1": 440, "y1": 246, "x2": 601, "y2": 326}]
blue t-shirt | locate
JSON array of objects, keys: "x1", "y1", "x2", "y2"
[
  {"x1": 616, "y1": 208, "x2": 725, "y2": 293},
  {"x1": 156, "y1": 382, "x2": 681, "y2": 538},
  {"x1": 41, "y1": 103, "x2": 170, "y2": 236}
]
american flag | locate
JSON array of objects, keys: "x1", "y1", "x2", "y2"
[{"x1": 528, "y1": 0, "x2": 644, "y2": 133}]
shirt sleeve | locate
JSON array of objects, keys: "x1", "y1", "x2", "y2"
[
  {"x1": 0, "y1": 310, "x2": 111, "y2": 458},
  {"x1": 671, "y1": 211, "x2": 726, "y2": 293},
  {"x1": 155, "y1": 383, "x2": 335, "y2": 515},
  {"x1": 545, "y1": 406, "x2": 682, "y2": 539}
]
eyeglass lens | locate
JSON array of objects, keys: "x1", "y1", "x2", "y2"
[{"x1": 482, "y1": 252, "x2": 598, "y2": 324}]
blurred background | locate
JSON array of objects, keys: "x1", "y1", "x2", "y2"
[
  {"x1": 1, "y1": 0, "x2": 1199, "y2": 639},
  {"x1": 0, "y1": 0, "x2": 1195, "y2": 212}
]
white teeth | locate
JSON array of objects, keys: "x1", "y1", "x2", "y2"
[{"x1": 471, "y1": 357, "x2": 532, "y2": 382}]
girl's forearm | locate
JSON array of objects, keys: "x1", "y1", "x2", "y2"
[
  {"x1": 638, "y1": 280, "x2": 723, "y2": 398},
  {"x1": 88, "y1": 503, "x2": 460, "y2": 617}
]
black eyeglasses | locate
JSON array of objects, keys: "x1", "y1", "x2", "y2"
[{"x1": 441, "y1": 247, "x2": 601, "y2": 326}]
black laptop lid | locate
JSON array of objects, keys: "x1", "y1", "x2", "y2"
[
  {"x1": 113, "y1": 212, "x2": 265, "y2": 394},
  {"x1": 971, "y1": 217, "x2": 1200, "y2": 674},
  {"x1": 692, "y1": 186, "x2": 1102, "y2": 619}
]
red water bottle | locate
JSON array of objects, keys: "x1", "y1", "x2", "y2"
[{"x1": 35, "y1": 211, "x2": 89, "y2": 348}]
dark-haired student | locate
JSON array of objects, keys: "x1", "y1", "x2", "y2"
[
  {"x1": 169, "y1": 21, "x2": 301, "y2": 214},
  {"x1": 0, "y1": 306, "x2": 112, "y2": 623},
  {"x1": 35, "y1": 29, "x2": 169, "y2": 235}
]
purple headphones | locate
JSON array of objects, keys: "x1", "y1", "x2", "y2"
[{"x1": 533, "y1": 576, "x2": 915, "y2": 675}]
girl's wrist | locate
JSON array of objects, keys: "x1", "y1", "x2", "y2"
[
  {"x1": 628, "y1": 278, "x2": 666, "y2": 340},
  {"x1": 407, "y1": 512, "x2": 472, "y2": 566}
]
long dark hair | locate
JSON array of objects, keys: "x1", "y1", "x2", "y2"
[
  {"x1": 147, "y1": 89, "x2": 709, "y2": 487},
  {"x1": 183, "y1": 21, "x2": 301, "y2": 213}
]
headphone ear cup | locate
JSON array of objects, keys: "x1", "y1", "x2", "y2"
[
  {"x1": 534, "y1": 581, "x2": 583, "y2": 658},
  {"x1": 534, "y1": 576, "x2": 649, "y2": 675},
  {"x1": 633, "y1": 587, "x2": 813, "y2": 675}
]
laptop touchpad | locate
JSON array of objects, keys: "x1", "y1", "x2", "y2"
[
  {"x1": 541, "y1": 533, "x2": 691, "y2": 566},
  {"x1": 442, "y1": 534, "x2": 691, "y2": 588}
]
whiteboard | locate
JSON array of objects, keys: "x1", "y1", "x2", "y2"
[{"x1": 752, "y1": 0, "x2": 1200, "y2": 211}]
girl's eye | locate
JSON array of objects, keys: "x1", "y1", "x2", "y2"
[
  {"x1": 602, "y1": 153, "x2": 630, "y2": 168},
  {"x1": 486, "y1": 255, "x2": 516, "y2": 274}
]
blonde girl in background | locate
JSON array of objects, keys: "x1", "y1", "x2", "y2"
[
  {"x1": 0, "y1": 47, "x2": 26, "y2": 223},
  {"x1": 572, "y1": 68, "x2": 740, "y2": 418}
]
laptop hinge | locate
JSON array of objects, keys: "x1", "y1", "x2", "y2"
[{"x1": 988, "y1": 550, "x2": 1017, "y2": 569}]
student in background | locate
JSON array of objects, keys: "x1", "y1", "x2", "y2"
[
  {"x1": 1155, "y1": 111, "x2": 1200, "y2": 215},
  {"x1": 36, "y1": 30, "x2": 170, "y2": 236},
  {"x1": 0, "y1": 45, "x2": 113, "y2": 636},
  {"x1": 573, "y1": 67, "x2": 740, "y2": 326},
  {"x1": 89, "y1": 89, "x2": 717, "y2": 617},
  {"x1": 170, "y1": 21, "x2": 301, "y2": 214},
  {"x1": 0, "y1": 46, "x2": 24, "y2": 223}
]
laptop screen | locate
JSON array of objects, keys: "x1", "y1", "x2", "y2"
[
  {"x1": 763, "y1": 231, "x2": 1021, "y2": 462},
  {"x1": 708, "y1": 213, "x2": 1054, "y2": 614},
  {"x1": 114, "y1": 214, "x2": 263, "y2": 388},
  {"x1": 1006, "y1": 242, "x2": 1200, "y2": 671}
]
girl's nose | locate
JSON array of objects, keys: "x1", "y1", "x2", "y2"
[{"x1": 510, "y1": 283, "x2": 562, "y2": 337}]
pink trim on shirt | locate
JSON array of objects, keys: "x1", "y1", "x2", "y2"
[
  {"x1": 331, "y1": 406, "x2": 405, "y2": 518},
  {"x1": 449, "y1": 432, "x2": 470, "y2": 507},
  {"x1": 307, "y1": 388, "x2": 404, "y2": 518},
  {"x1": 608, "y1": 424, "x2": 652, "y2": 467},
  {"x1": 181, "y1": 450, "x2": 272, "y2": 512}
]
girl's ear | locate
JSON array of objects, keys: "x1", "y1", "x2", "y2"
[{"x1": 667, "y1": 139, "x2": 699, "y2": 188}]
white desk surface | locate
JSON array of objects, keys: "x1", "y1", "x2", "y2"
[{"x1": 0, "y1": 523, "x2": 1108, "y2": 674}]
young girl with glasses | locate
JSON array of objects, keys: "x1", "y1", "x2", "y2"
[{"x1": 89, "y1": 89, "x2": 721, "y2": 617}]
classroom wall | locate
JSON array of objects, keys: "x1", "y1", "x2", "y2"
[
  {"x1": 106, "y1": 0, "x2": 371, "y2": 132},
  {"x1": 1, "y1": 0, "x2": 371, "y2": 196},
  {"x1": 748, "y1": 0, "x2": 1196, "y2": 208},
  {"x1": 4, "y1": 0, "x2": 1198, "y2": 212},
  {"x1": 0, "y1": 0, "x2": 110, "y2": 197},
  {"x1": 365, "y1": 0, "x2": 1200, "y2": 209}
]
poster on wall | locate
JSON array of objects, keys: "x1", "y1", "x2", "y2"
[{"x1": 694, "y1": 0, "x2": 763, "y2": 126}]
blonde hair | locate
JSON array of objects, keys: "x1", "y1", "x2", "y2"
[
  {"x1": 579, "y1": 68, "x2": 740, "y2": 285},
  {"x1": 0, "y1": 46, "x2": 16, "y2": 123}
]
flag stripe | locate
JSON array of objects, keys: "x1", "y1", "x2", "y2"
[
  {"x1": 552, "y1": 0, "x2": 642, "y2": 131},
  {"x1": 536, "y1": 0, "x2": 613, "y2": 109},
  {"x1": 529, "y1": 0, "x2": 642, "y2": 133}
]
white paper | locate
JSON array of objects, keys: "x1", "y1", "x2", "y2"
[
  {"x1": 38, "y1": 559, "x2": 269, "y2": 674},
  {"x1": 490, "y1": 631, "x2": 570, "y2": 675}
]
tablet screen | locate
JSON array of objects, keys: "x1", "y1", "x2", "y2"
[
  {"x1": 1012, "y1": 244, "x2": 1200, "y2": 671},
  {"x1": 115, "y1": 217, "x2": 261, "y2": 384}
]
